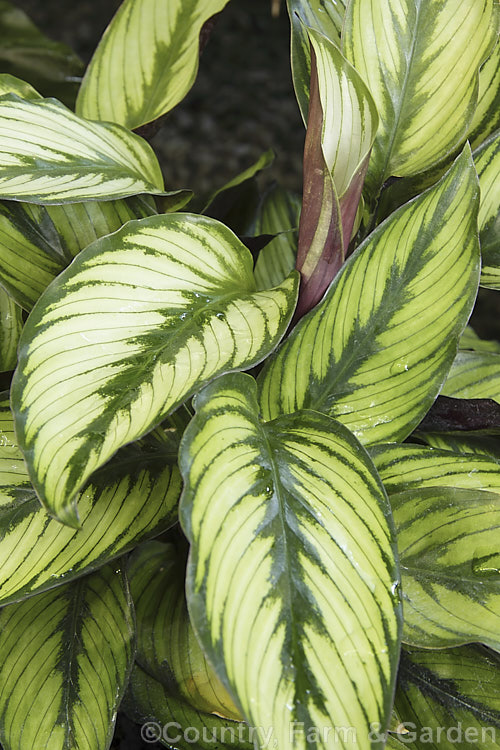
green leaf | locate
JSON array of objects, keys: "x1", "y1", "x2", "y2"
[
  {"x1": 180, "y1": 372, "x2": 401, "y2": 748},
  {"x1": 371, "y1": 442, "x2": 500, "y2": 495},
  {"x1": 343, "y1": 0, "x2": 498, "y2": 194},
  {"x1": 394, "y1": 645, "x2": 500, "y2": 749},
  {"x1": 287, "y1": 0, "x2": 347, "y2": 123},
  {"x1": 416, "y1": 432, "x2": 500, "y2": 460},
  {"x1": 129, "y1": 541, "x2": 242, "y2": 720},
  {"x1": 0, "y1": 72, "x2": 41, "y2": 100},
  {"x1": 442, "y1": 351, "x2": 500, "y2": 403},
  {"x1": 393, "y1": 485, "x2": 500, "y2": 651},
  {"x1": 0, "y1": 565, "x2": 134, "y2": 750},
  {"x1": 0, "y1": 96, "x2": 167, "y2": 203},
  {"x1": 0, "y1": 394, "x2": 181, "y2": 605},
  {"x1": 12, "y1": 213, "x2": 298, "y2": 525},
  {"x1": 0, "y1": 196, "x2": 156, "y2": 311},
  {"x1": 460, "y1": 325, "x2": 500, "y2": 354},
  {"x1": 253, "y1": 184, "x2": 300, "y2": 290},
  {"x1": 202, "y1": 150, "x2": 275, "y2": 217},
  {"x1": 76, "y1": 0, "x2": 230, "y2": 130},
  {"x1": 0, "y1": 288, "x2": 21, "y2": 371},
  {"x1": 294, "y1": 27, "x2": 378, "y2": 315},
  {"x1": 468, "y1": 38, "x2": 500, "y2": 150},
  {"x1": 259, "y1": 148, "x2": 479, "y2": 444},
  {"x1": 124, "y1": 664, "x2": 253, "y2": 750},
  {"x1": 0, "y1": 1, "x2": 83, "y2": 107},
  {"x1": 474, "y1": 130, "x2": 500, "y2": 289}
]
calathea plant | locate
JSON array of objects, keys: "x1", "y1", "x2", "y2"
[{"x1": 0, "y1": 0, "x2": 498, "y2": 749}]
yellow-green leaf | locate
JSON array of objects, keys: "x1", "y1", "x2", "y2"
[
  {"x1": 11, "y1": 213, "x2": 298, "y2": 525},
  {"x1": 344, "y1": 0, "x2": 498, "y2": 194},
  {"x1": 0, "y1": 394, "x2": 181, "y2": 605},
  {"x1": 259, "y1": 148, "x2": 479, "y2": 444},
  {"x1": 0, "y1": 566, "x2": 134, "y2": 750},
  {"x1": 180, "y1": 372, "x2": 401, "y2": 750},
  {"x1": 442, "y1": 351, "x2": 500, "y2": 403},
  {"x1": 76, "y1": 0, "x2": 230, "y2": 129},
  {"x1": 0, "y1": 96, "x2": 166, "y2": 203},
  {"x1": 0, "y1": 288, "x2": 21, "y2": 371},
  {"x1": 474, "y1": 130, "x2": 500, "y2": 289},
  {"x1": 468, "y1": 38, "x2": 500, "y2": 150},
  {"x1": 253, "y1": 184, "x2": 300, "y2": 290}
]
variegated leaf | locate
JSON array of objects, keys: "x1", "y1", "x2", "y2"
[
  {"x1": 287, "y1": 0, "x2": 347, "y2": 122},
  {"x1": 371, "y1": 442, "x2": 500, "y2": 495},
  {"x1": 0, "y1": 393, "x2": 181, "y2": 605},
  {"x1": 259, "y1": 148, "x2": 479, "y2": 444},
  {"x1": 474, "y1": 130, "x2": 500, "y2": 288},
  {"x1": 0, "y1": 288, "x2": 21, "y2": 371},
  {"x1": 129, "y1": 541, "x2": 242, "y2": 720},
  {"x1": 468, "y1": 38, "x2": 500, "y2": 150},
  {"x1": 0, "y1": 196, "x2": 155, "y2": 311},
  {"x1": 124, "y1": 664, "x2": 253, "y2": 750},
  {"x1": 253, "y1": 184, "x2": 300, "y2": 290},
  {"x1": 393, "y1": 485, "x2": 500, "y2": 651},
  {"x1": 460, "y1": 325, "x2": 500, "y2": 354},
  {"x1": 417, "y1": 432, "x2": 500, "y2": 460},
  {"x1": 394, "y1": 645, "x2": 500, "y2": 749},
  {"x1": 180, "y1": 372, "x2": 401, "y2": 750},
  {"x1": 76, "y1": 0, "x2": 230, "y2": 129},
  {"x1": 442, "y1": 351, "x2": 500, "y2": 403},
  {"x1": 11, "y1": 213, "x2": 298, "y2": 525},
  {"x1": 0, "y1": 96, "x2": 167, "y2": 203},
  {"x1": 0, "y1": 565, "x2": 134, "y2": 750},
  {"x1": 344, "y1": 0, "x2": 498, "y2": 195}
]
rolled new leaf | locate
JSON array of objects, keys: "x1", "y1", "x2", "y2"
[
  {"x1": 0, "y1": 196, "x2": 155, "y2": 311},
  {"x1": 129, "y1": 541, "x2": 241, "y2": 720},
  {"x1": 295, "y1": 28, "x2": 378, "y2": 316},
  {"x1": 0, "y1": 393, "x2": 181, "y2": 605},
  {"x1": 0, "y1": 96, "x2": 167, "y2": 203},
  {"x1": 180, "y1": 372, "x2": 401, "y2": 750},
  {"x1": 11, "y1": 213, "x2": 298, "y2": 524},
  {"x1": 394, "y1": 645, "x2": 500, "y2": 749},
  {"x1": 0, "y1": 565, "x2": 134, "y2": 750},
  {"x1": 77, "y1": 0, "x2": 230, "y2": 130},
  {"x1": 393, "y1": 486, "x2": 500, "y2": 651},
  {"x1": 259, "y1": 148, "x2": 479, "y2": 444},
  {"x1": 124, "y1": 664, "x2": 253, "y2": 750},
  {"x1": 343, "y1": 0, "x2": 498, "y2": 195}
]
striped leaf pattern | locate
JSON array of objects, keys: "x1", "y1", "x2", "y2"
[
  {"x1": 394, "y1": 645, "x2": 500, "y2": 749},
  {"x1": 371, "y1": 443, "x2": 500, "y2": 495},
  {"x1": 76, "y1": 0, "x2": 230, "y2": 129},
  {"x1": 460, "y1": 325, "x2": 500, "y2": 354},
  {"x1": 442, "y1": 351, "x2": 500, "y2": 403},
  {"x1": 0, "y1": 197, "x2": 155, "y2": 311},
  {"x1": 11, "y1": 213, "x2": 298, "y2": 524},
  {"x1": 129, "y1": 541, "x2": 242, "y2": 720},
  {"x1": 393, "y1": 486, "x2": 500, "y2": 651},
  {"x1": 253, "y1": 184, "x2": 300, "y2": 290},
  {"x1": 0, "y1": 394, "x2": 181, "y2": 605},
  {"x1": 0, "y1": 565, "x2": 134, "y2": 750},
  {"x1": 259, "y1": 148, "x2": 479, "y2": 445},
  {"x1": 417, "y1": 432, "x2": 500, "y2": 460},
  {"x1": 124, "y1": 664, "x2": 253, "y2": 750},
  {"x1": 287, "y1": 0, "x2": 347, "y2": 123},
  {"x1": 0, "y1": 96, "x2": 166, "y2": 203},
  {"x1": 475, "y1": 130, "x2": 500, "y2": 288},
  {"x1": 343, "y1": 0, "x2": 498, "y2": 194},
  {"x1": 180, "y1": 373, "x2": 401, "y2": 750},
  {"x1": 468, "y1": 38, "x2": 500, "y2": 150},
  {"x1": 0, "y1": 288, "x2": 21, "y2": 371}
]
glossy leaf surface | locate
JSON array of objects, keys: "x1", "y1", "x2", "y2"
[
  {"x1": 181, "y1": 373, "x2": 400, "y2": 750},
  {"x1": 259, "y1": 149, "x2": 479, "y2": 444},
  {"x1": 12, "y1": 213, "x2": 298, "y2": 524},
  {"x1": 0, "y1": 566, "x2": 134, "y2": 750}
]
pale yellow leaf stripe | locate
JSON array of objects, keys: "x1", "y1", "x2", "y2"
[{"x1": 77, "y1": 0, "x2": 230, "y2": 129}]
